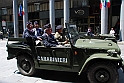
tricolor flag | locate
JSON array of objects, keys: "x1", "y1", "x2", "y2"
[
  {"x1": 103, "y1": 0, "x2": 106, "y2": 7},
  {"x1": 107, "y1": 0, "x2": 110, "y2": 8},
  {"x1": 100, "y1": 0, "x2": 110, "y2": 9},
  {"x1": 18, "y1": 4, "x2": 24, "y2": 16}
]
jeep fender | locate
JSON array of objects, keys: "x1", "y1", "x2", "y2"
[
  {"x1": 16, "y1": 50, "x2": 32, "y2": 58},
  {"x1": 78, "y1": 53, "x2": 122, "y2": 75},
  {"x1": 7, "y1": 48, "x2": 31, "y2": 60},
  {"x1": 16, "y1": 50, "x2": 40, "y2": 68}
]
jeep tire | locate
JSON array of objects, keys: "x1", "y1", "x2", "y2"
[
  {"x1": 87, "y1": 62, "x2": 118, "y2": 83},
  {"x1": 17, "y1": 55, "x2": 35, "y2": 76}
]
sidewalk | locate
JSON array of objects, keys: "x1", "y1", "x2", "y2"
[{"x1": 118, "y1": 41, "x2": 124, "y2": 44}]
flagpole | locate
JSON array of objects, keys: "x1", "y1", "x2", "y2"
[
  {"x1": 13, "y1": 0, "x2": 19, "y2": 38},
  {"x1": 23, "y1": 0, "x2": 28, "y2": 31},
  {"x1": 101, "y1": 0, "x2": 108, "y2": 34},
  {"x1": 120, "y1": 0, "x2": 124, "y2": 41}
]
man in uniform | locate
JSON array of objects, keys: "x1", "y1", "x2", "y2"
[
  {"x1": 42, "y1": 24, "x2": 62, "y2": 47},
  {"x1": 33, "y1": 21, "x2": 44, "y2": 37},
  {"x1": 54, "y1": 25, "x2": 68, "y2": 45},
  {"x1": 23, "y1": 22, "x2": 42, "y2": 41}
]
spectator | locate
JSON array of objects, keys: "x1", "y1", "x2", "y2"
[
  {"x1": 109, "y1": 28, "x2": 115, "y2": 36},
  {"x1": 87, "y1": 27, "x2": 94, "y2": 36},
  {"x1": 7, "y1": 29, "x2": 10, "y2": 37},
  {"x1": 0, "y1": 30, "x2": 3, "y2": 40}
]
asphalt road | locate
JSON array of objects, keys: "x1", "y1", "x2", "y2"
[{"x1": 0, "y1": 39, "x2": 124, "y2": 83}]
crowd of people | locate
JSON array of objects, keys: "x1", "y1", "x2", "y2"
[{"x1": 23, "y1": 21, "x2": 68, "y2": 47}]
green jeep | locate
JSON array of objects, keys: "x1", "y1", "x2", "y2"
[{"x1": 6, "y1": 23, "x2": 124, "y2": 83}]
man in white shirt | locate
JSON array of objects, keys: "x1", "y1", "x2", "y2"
[{"x1": 109, "y1": 28, "x2": 115, "y2": 36}]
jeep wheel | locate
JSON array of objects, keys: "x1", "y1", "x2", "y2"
[
  {"x1": 87, "y1": 62, "x2": 118, "y2": 83},
  {"x1": 17, "y1": 55, "x2": 35, "y2": 76}
]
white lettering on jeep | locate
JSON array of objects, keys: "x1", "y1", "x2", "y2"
[{"x1": 37, "y1": 56, "x2": 67, "y2": 63}]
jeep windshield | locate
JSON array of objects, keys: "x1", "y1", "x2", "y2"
[{"x1": 66, "y1": 23, "x2": 80, "y2": 45}]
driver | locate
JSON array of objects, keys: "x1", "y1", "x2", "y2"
[{"x1": 54, "y1": 25, "x2": 68, "y2": 45}]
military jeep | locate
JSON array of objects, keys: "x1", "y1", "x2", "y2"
[{"x1": 6, "y1": 23, "x2": 124, "y2": 83}]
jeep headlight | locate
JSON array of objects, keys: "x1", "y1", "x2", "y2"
[{"x1": 107, "y1": 49, "x2": 117, "y2": 57}]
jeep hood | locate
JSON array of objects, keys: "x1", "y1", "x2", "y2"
[{"x1": 74, "y1": 39, "x2": 120, "y2": 53}]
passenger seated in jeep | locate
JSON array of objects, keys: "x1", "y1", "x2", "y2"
[
  {"x1": 22, "y1": 22, "x2": 42, "y2": 45},
  {"x1": 54, "y1": 25, "x2": 68, "y2": 45},
  {"x1": 42, "y1": 24, "x2": 63, "y2": 47}
]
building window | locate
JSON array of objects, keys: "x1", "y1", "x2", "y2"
[
  {"x1": 7, "y1": 8, "x2": 12, "y2": 15},
  {"x1": 40, "y1": 4, "x2": 43, "y2": 11},
  {"x1": 72, "y1": 0, "x2": 89, "y2": 8},
  {"x1": 28, "y1": 5, "x2": 32, "y2": 12},
  {"x1": 55, "y1": 1, "x2": 63, "y2": 9},
  {"x1": 44, "y1": 3, "x2": 49, "y2": 10},
  {"x1": 32, "y1": 5, "x2": 35, "y2": 12},
  {"x1": 41, "y1": 3, "x2": 49, "y2": 11},
  {"x1": 1, "y1": 8, "x2": 7, "y2": 15},
  {"x1": 73, "y1": 0, "x2": 78, "y2": 8},
  {"x1": 82, "y1": 0, "x2": 88, "y2": 6},
  {"x1": 60, "y1": 1, "x2": 64, "y2": 9},
  {"x1": 112, "y1": 0, "x2": 121, "y2": 5},
  {"x1": 2, "y1": 15, "x2": 9, "y2": 21},
  {"x1": 34, "y1": 3, "x2": 40, "y2": 11},
  {"x1": 42, "y1": 3, "x2": 46, "y2": 11},
  {"x1": 10, "y1": 9, "x2": 13, "y2": 15}
]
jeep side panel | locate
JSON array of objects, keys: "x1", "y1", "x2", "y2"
[{"x1": 35, "y1": 46, "x2": 76, "y2": 71}]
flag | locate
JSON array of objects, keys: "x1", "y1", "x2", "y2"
[
  {"x1": 100, "y1": 3, "x2": 102, "y2": 9},
  {"x1": 107, "y1": 1, "x2": 110, "y2": 8},
  {"x1": 100, "y1": 0, "x2": 110, "y2": 9},
  {"x1": 103, "y1": 0, "x2": 107, "y2": 7},
  {"x1": 18, "y1": 4, "x2": 24, "y2": 16}
]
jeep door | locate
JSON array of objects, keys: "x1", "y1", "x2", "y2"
[{"x1": 36, "y1": 46, "x2": 72, "y2": 70}]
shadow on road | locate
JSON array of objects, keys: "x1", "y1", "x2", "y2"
[
  {"x1": 15, "y1": 68, "x2": 124, "y2": 83},
  {"x1": 118, "y1": 69, "x2": 124, "y2": 83},
  {"x1": 32, "y1": 69, "x2": 90, "y2": 83}
]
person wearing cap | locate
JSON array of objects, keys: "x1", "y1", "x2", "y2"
[
  {"x1": 54, "y1": 25, "x2": 68, "y2": 45},
  {"x1": 42, "y1": 24, "x2": 63, "y2": 47},
  {"x1": 22, "y1": 21, "x2": 42, "y2": 41},
  {"x1": 33, "y1": 21, "x2": 44, "y2": 38}
]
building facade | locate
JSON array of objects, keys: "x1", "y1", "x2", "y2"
[{"x1": 0, "y1": 0, "x2": 122, "y2": 38}]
